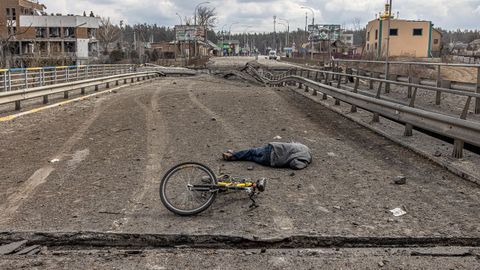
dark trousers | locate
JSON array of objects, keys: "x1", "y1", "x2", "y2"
[{"x1": 232, "y1": 144, "x2": 272, "y2": 166}]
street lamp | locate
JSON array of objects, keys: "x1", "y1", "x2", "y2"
[
  {"x1": 228, "y1": 22, "x2": 240, "y2": 41},
  {"x1": 278, "y1": 18, "x2": 289, "y2": 47},
  {"x1": 301, "y1": 6, "x2": 315, "y2": 60},
  {"x1": 176, "y1": 12, "x2": 182, "y2": 25},
  {"x1": 277, "y1": 22, "x2": 288, "y2": 54},
  {"x1": 242, "y1": 25, "x2": 252, "y2": 55}
]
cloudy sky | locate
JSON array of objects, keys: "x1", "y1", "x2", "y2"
[{"x1": 41, "y1": 0, "x2": 479, "y2": 32}]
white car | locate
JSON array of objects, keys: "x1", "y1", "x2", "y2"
[{"x1": 268, "y1": 50, "x2": 278, "y2": 60}]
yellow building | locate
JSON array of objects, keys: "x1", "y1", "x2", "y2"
[{"x1": 365, "y1": 4, "x2": 442, "y2": 58}]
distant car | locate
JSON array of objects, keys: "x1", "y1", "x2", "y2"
[{"x1": 268, "y1": 50, "x2": 278, "y2": 60}]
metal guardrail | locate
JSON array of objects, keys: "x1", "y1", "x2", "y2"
[
  {"x1": 0, "y1": 64, "x2": 136, "y2": 92},
  {"x1": 0, "y1": 71, "x2": 163, "y2": 111},
  {"x1": 331, "y1": 59, "x2": 480, "y2": 113},
  {"x1": 245, "y1": 64, "x2": 480, "y2": 159}
]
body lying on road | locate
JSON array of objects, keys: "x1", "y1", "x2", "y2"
[{"x1": 223, "y1": 142, "x2": 312, "y2": 170}]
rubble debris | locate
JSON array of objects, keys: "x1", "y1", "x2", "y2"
[
  {"x1": 394, "y1": 176, "x2": 407, "y2": 185},
  {"x1": 0, "y1": 240, "x2": 28, "y2": 255},
  {"x1": 390, "y1": 207, "x2": 407, "y2": 217}
]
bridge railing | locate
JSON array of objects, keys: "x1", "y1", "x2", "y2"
[
  {"x1": 0, "y1": 64, "x2": 136, "y2": 92},
  {"x1": 331, "y1": 59, "x2": 480, "y2": 113},
  {"x1": 245, "y1": 63, "x2": 480, "y2": 160}
]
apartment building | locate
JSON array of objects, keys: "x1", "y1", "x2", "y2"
[
  {"x1": 0, "y1": 0, "x2": 100, "y2": 65},
  {"x1": 365, "y1": 4, "x2": 442, "y2": 58}
]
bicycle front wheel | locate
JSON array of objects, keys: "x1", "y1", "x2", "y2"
[{"x1": 160, "y1": 162, "x2": 217, "y2": 216}]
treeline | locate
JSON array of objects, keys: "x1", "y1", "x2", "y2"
[{"x1": 439, "y1": 29, "x2": 480, "y2": 44}]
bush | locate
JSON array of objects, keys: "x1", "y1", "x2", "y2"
[
  {"x1": 130, "y1": 50, "x2": 139, "y2": 59},
  {"x1": 109, "y1": 50, "x2": 125, "y2": 62}
]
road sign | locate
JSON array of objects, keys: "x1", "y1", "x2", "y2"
[{"x1": 175, "y1": 25, "x2": 205, "y2": 41}]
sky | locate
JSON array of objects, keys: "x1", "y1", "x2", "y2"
[{"x1": 40, "y1": 0, "x2": 480, "y2": 33}]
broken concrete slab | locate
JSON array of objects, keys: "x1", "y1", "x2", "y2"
[{"x1": 0, "y1": 240, "x2": 27, "y2": 255}]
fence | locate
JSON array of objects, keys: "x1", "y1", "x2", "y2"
[
  {"x1": 331, "y1": 59, "x2": 480, "y2": 114},
  {"x1": 0, "y1": 64, "x2": 136, "y2": 92}
]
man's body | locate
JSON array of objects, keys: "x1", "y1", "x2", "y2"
[{"x1": 223, "y1": 142, "x2": 312, "y2": 170}]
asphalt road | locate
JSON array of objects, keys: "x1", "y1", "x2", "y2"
[{"x1": 1, "y1": 70, "x2": 479, "y2": 268}]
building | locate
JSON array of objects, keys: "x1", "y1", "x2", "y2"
[
  {"x1": 0, "y1": 0, "x2": 100, "y2": 66},
  {"x1": 340, "y1": 33, "x2": 354, "y2": 46},
  {"x1": 365, "y1": 4, "x2": 442, "y2": 58}
]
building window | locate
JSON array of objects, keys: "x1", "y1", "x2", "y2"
[
  {"x1": 6, "y1": 8, "x2": 10, "y2": 17},
  {"x1": 413, "y1": 28, "x2": 423, "y2": 36},
  {"x1": 367, "y1": 43, "x2": 370, "y2": 51},
  {"x1": 11, "y1": 8, "x2": 16, "y2": 20},
  {"x1": 390, "y1": 29, "x2": 398, "y2": 36},
  {"x1": 375, "y1": 43, "x2": 378, "y2": 50},
  {"x1": 49, "y1": 27, "x2": 60, "y2": 38},
  {"x1": 64, "y1": 27, "x2": 75, "y2": 38},
  {"x1": 8, "y1": 27, "x2": 17, "y2": 35},
  {"x1": 375, "y1": 30, "x2": 378, "y2": 40},
  {"x1": 367, "y1": 32, "x2": 370, "y2": 40},
  {"x1": 36, "y1": 27, "x2": 47, "y2": 38},
  {"x1": 87, "y1": 28, "x2": 97, "y2": 39},
  {"x1": 434, "y1": 39, "x2": 439, "y2": 45}
]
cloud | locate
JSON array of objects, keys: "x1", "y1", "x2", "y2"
[{"x1": 40, "y1": 0, "x2": 479, "y2": 32}]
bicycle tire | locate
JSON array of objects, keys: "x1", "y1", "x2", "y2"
[{"x1": 160, "y1": 162, "x2": 217, "y2": 216}]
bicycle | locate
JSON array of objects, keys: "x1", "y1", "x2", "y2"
[{"x1": 159, "y1": 162, "x2": 267, "y2": 216}]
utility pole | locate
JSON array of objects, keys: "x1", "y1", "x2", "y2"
[
  {"x1": 273, "y1": 15, "x2": 277, "y2": 51},
  {"x1": 385, "y1": 0, "x2": 393, "y2": 84}
]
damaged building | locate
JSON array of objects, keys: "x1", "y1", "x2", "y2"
[{"x1": 0, "y1": 0, "x2": 100, "y2": 67}]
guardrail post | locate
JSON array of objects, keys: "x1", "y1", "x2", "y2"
[
  {"x1": 369, "y1": 72, "x2": 377, "y2": 90},
  {"x1": 322, "y1": 93, "x2": 327, "y2": 100},
  {"x1": 76, "y1": 66, "x2": 79, "y2": 81},
  {"x1": 404, "y1": 124, "x2": 413, "y2": 136},
  {"x1": 453, "y1": 140, "x2": 464, "y2": 159},
  {"x1": 324, "y1": 73, "x2": 330, "y2": 85},
  {"x1": 54, "y1": 68, "x2": 57, "y2": 84},
  {"x1": 3, "y1": 71, "x2": 6, "y2": 91},
  {"x1": 64, "y1": 91, "x2": 69, "y2": 99},
  {"x1": 8, "y1": 71, "x2": 11, "y2": 91},
  {"x1": 115, "y1": 80, "x2": 119, "y2": 86},
  {"x1": 66, "y1": 68, "x2": 70, "y2": 82},
  {"x1": 334, "y1": 98, "x2": 340, "y2": 106},
  {"x1": 25, "y1": 69, "x2": 28, "y2": 89},
  {"x1": 475, "y1": 67, "x2": 480, "y2": 114},
  {"x1": 305, "y1": 85, "x2": 309, "y2": 92},
  {"x1": 15, "y1": 101, "x2": 21, "y2": 110},
  {"x1": 131, "y1": 78, "x2": 134, "y2": 83},
  {"x1": 372, "y1": 113, "x2": 380, "y2": 122},
  {"x1": 106, "y1": 82, "x2": 110, "y2": 88},
  {"x1": 40, "y1": 69, "x2": 44, "y2": 86},
  {"x1": 43, "y1": 95, "x2": 48, "y2": 104},
  {"x1": 313, "y1": 89, "x2": 318, "y2": 96},
  {"x1": 124, "y1": 78, "x2": 127, "y2": 84},
  {"x1": 95, "y1": 85, "x2": 99, "y2": 91},
  {"x1": 407, "y1": 64, "x2": 413, "y2": 98},
  {"x1": 435, "y1": 66, "x2": 442, "y2": 105},
  {"x1": 298, "y1": 83, "x2": 302, "y2": 89},
  {"x1": 81, "y1": 87, "x2": 86, "y2": 95}
]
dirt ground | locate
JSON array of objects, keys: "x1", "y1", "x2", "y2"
[
  {"x1": 1, "y1": 247, "x2": 479, "y2": 270},
  {"x1": 1, "y1": 71, "x2": 480, "y2": 268}
]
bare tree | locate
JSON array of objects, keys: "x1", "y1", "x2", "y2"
[
  {"x1": 98, "y1": 17, "x2": 120, "y2": 54},
  {"x1": 0, "y1": 20, "x2": 32, "y2": 68},
  {"x1": 197, "y1": 6, "x2": 217, "y2": 28}
]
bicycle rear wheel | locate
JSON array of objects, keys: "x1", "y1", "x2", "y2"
[{"x1": 160, "y1": 162, "x2": 217, "y2": 216}]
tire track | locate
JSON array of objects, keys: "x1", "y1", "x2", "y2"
[
  {"x1": 0, "y1": 99, "x2": 107, "y2": 226},
  {"x1": 110, "y1": 83, "x2": 172, "y2": 231}
]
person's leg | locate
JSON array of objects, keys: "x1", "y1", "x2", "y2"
[{"x1": 232, "y1": 144, "x2": 271, "y2": 166}]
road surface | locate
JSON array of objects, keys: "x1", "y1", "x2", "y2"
[{"x1": 0, "y1": 69, "x2": 479, "y2": 268}]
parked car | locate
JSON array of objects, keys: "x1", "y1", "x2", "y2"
[{"x1": 268, "y1": 50, "x2": 278, "y2": 60}]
